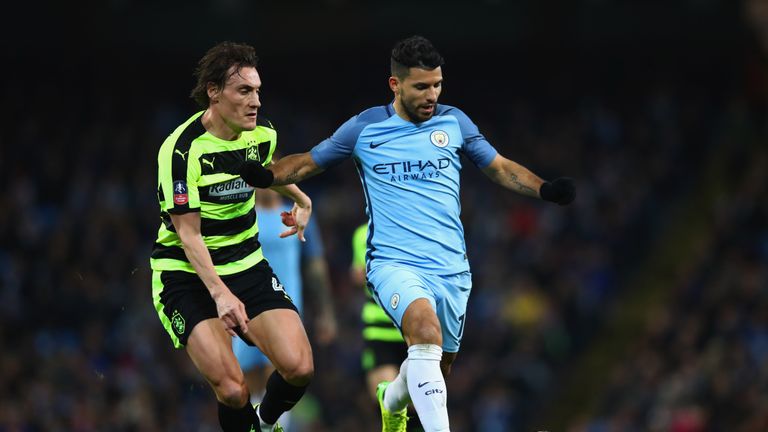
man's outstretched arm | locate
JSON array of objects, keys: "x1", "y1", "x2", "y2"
[
  {"x1": 481, "y1": 154, "x2": 575, "y2": 205},
  {"x1": 241, "y1": 152, "x2": 325, "y2": 188}
]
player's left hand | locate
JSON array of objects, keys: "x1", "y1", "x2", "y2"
[
  {"x1": 540, "y1": 177, "x2": 576, "y2": 205},
  {"x1": 279, "y1": 203, "x2": 311, "y2": 241}
]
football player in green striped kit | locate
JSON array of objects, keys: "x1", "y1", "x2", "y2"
[{"x1": 150, "y1": 42, "x2": 313, "y2": 432}]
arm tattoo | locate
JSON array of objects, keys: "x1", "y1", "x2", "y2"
[
  {"x1": 285, "y1": 170, "x2": 301, "y2": 184},
  {"x1": 508, "y1": 173, "x2": 537, "y2": 195}
]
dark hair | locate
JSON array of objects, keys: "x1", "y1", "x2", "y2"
[
  {"x1": 190, "y1": 42, "x2": 259, "y2": 108},
  {"x1": 390, "y1": 35, "x2": 444, "y2": 79}
]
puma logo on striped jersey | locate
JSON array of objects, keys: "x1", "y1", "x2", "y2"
[{"x1": 174, "y1": 149, "x2": 189, "y2": 160}]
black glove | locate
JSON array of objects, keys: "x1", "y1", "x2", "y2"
[
  {"x1": 239, "y1": 161, "x2": 275, "y2": 188},
  {"x1": 539, "y1": 177, "x2": 575, "y2": 205}
]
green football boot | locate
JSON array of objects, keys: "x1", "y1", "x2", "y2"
[{"x1": 376, "y1": 381, "x2": 408, "y2": 432}]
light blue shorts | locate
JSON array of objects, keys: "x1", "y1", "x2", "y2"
[{"x1": 367, "y1": 265, "x2": 472, "y2": 353}]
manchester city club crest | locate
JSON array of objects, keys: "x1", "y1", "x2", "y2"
[
  {"x1": 390, "y1": 293, "x2": 400, "y2": 310},
  {"x1": 430, "y1": 130, "x2": 449, "y2": 148}
]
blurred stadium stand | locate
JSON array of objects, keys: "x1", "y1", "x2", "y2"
[{"x1": 1, "y1": 0, "x2": 765, "y2": 431}]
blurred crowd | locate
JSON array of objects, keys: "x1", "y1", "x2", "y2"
[
  {"x1": 571, "y1": 107, "x2": 768, "y2": 431},
  {"x1": 0, "y1": 13, "x2": 763, "y2": 432}
]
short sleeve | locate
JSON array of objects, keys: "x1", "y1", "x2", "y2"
[
  {"x1": 309, "y1": 115, "x2": 362, "y2": 168},
  {"x1": 158, "y1": 141, "x2": 201, "y2": 214},
  {"x1": 450, "y1": 107, "x2": 498, "y2": 168}
]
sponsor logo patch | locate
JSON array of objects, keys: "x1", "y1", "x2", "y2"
[{"x1": 208, "y1": 178, "x2": 252, "y2": 196}]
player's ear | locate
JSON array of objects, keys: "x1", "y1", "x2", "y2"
[
  {"x1": 388, "y1": 76, "x2": 399, "y2": 93},
  {"x1": 207, "y1": 82, "x2": 220, "y2": 103}
]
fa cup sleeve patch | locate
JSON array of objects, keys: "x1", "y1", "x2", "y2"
[{"x1": 173, "y1": 180, "x2": 189, "y2": 205}]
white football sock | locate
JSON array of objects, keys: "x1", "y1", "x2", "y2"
[
  {"x1": 406, "y1": 344, "x2": 449, "y2": 431},
  {"x1": 383, "y1": 359, "x2": 411, "y2": 412},
  {"x1": 256, "y1": 405, "x2": 274, "y2": 432},
  {"x1": 277, "y1": 410, "x2": 292, "y2": 430}
]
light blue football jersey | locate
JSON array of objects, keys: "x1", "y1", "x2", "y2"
[
  {"x1": 258, "y1": 202, "x2": 324, "y2": 313},
  {"x1": 310, "y1": 103, "x2": 497, "y2": 275}
]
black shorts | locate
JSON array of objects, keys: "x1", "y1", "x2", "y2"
[
  {"x1": 362, "y1": 339, "x2": 408, "y2": 371},
  {"x1": 153, "y1": 260, "x2": 297, "y2": 348}
]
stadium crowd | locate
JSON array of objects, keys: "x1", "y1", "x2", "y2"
[
  {"x1": 0, "y1": 10, "x2": 760, "y2": 431},
  {"x1": 570, "y1": 106, "x2": 768, "y2": 432}
]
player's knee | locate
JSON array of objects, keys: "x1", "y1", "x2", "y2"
[
  {"x1": 407, "y1": 322, "x2": 442, "y2": 346},
  {"x1": 215, "y1": 377, "x2": 248, "y2": 407},
  {"x1": 280, "y1": 357, "x2": 314, "y2": 385}
]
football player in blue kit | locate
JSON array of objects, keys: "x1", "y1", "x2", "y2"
[{"x1": 239, "y1": 35, "x2": 575, "y2": 432}]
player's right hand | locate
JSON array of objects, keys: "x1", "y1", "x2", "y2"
[
  {"x1": 278, "y1": 203, "x2": 310, "y2": 242},
  {"x1": 213, "y1": 289, "x2": 250, "y2": 337},
  {"x1": 280, "y1": 210, "x2": 296, "y2": 227}
]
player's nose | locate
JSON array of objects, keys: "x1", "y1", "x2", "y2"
[{"x1": 426, "y1": 87, "x2": 437, "y2": 102}]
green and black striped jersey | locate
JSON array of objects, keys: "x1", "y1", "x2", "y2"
[{"x1": 150, "y1": 111, "x2": 276, "y2": 275}]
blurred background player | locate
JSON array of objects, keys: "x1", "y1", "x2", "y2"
[
  {"x1": 351, "y1": 223, "x2": 423, "y2": 432},
  {"x1": 234, "y1": 185, "x2": 338, "y2": 431}
]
